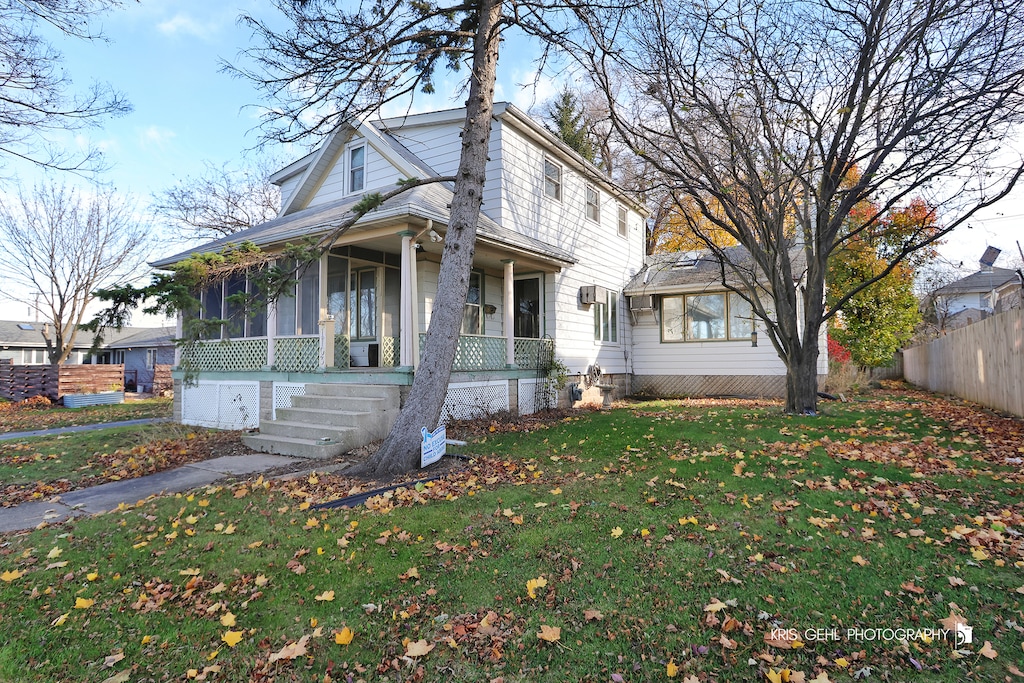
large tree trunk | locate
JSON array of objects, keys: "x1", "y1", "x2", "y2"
[
  {"x1": 784, "y1": 352, "x2": 819, "y2": 414},
  {"x1": 355, "y1": 0, "x2": 504, "y2": 478}
]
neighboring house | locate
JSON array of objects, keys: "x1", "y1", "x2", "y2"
[
  {"x1": 152, "y1": 103, "x2": 648, "y2": 453},
  {"x1": 624, "y1": 249, "x2": 828, "y2": 398},
  {"x1": 992, "y1": 270, "x2": 1023, "y2": 313},
  {"x1": 0, "y1": 320, "x2": 175, "y2": 390},
  {"x1": 102, "y1": 327, "x2": 177, "y2": 392},
  {"x1": 932, "y1": 266, "x2": 1018, "y2": 330},
  {"x1": 0, "y1": 321, "x2": 94, "y2": 365}
]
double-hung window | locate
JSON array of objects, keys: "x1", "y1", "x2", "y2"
[
  {"x1": 594, "y1": 289, "x2": 618, "y2": 343},
  {"x1": 544, "y1": 159, "x2": 562, "y2": 200},
  {"x1": 348, "y1": 144, "x2": 365, "y2": 193},
  {"x1": 462, "y1": 271, "x2": 484, "y2": 334},
  {"x1": 617, "y1": 205, "x2": 628, "y2": 237},
  {"x1": 585, "y1": 184, "x2": 600, "y2": 222}
]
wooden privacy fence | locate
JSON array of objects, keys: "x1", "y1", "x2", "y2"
[
  {"x1": 903, "y1": 309, "x2": 1023, "y2": 418},
  {"x1": 0, "y1": 362, "x2": 125, "y2": 402}
]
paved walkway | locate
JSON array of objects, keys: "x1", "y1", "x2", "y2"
[
  {"x1": 0, "y1": 453, "x2": 305, "y2": 533},
  {"x1": 0, "y1": 417, "x2": 171, "y2": 441}
]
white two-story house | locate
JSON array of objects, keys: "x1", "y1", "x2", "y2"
[{"x1": 153, "y1": 103, "x2": 647, "y2": 456}]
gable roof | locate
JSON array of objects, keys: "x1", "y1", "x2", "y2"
[{"x1": 933, "y1": 267, "x2": 1017, "y2": 296}]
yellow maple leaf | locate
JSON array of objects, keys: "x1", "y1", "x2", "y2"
[
  {"x1": 86, "y1": 572, "x2": 99, "y2": 581},
  {"x1": 667, "y1": 660, "x2": 679, "y2": 677},
  {"x1": 74, "y1": 597, "x2": 95, "y2": 609},
  {"x1": 198, "y1": 499, "x2": 209, "y2": 507},
  {"x1": 315, "y1": 590, "x2": 335, "y2": 602},
  {"x1": 141, "y1": 635, "x2": 153, "y2": 645},
  {"x1": 1, "y1": 569, "x2": 24, "y2": 582},
  {"x1": 703, "y1": 599, "x2": 727, "y2": 613},
  {"x1": 526, "y1": 575, "x2": 548, "y2": 599},
  {"x1": 335, "y1": 627, "x2": 354, "y2": 645},
  {"x1": 51, "y1": 612, "x2": 69, "y2": 627},
  {"x1": 220, "y1": 612, "x2": 236, "y2": 627},
  {"x1": 550, "y1": 487, "x2": 562, "y2": 495},
  {"x1": 834, "y1": 657, "x2": 850, "y2": 668},
  {"x1": 851, "y1": 555, "x2": 869, "y2": 566},
  {"x1": 537, "y1": 625, "x2": 561, "y2": 643},
  {"x1": 611, "y1": 526, "x2": 624, "y2": 538},
  {"x1": 971, "y1": 548, "x2": 989, "y2": 561},
  {"x1": 221, "y1": 630, "x2": 243, "y2": 648},
  {"x1": 679, "y1": 516, "x2": 698, "y2": 526},
  {"x1": 46, "y1": 547, "x2": 62, "y2": 559}
]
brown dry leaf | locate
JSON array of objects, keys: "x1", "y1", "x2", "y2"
[
  {"x1": 979, "y1": 640, "x2": 998, "y2": 660},
  {"x1": 900, "y1": 581, "x2": 925, "y2": 594},
  {"x1": 947, "y1": 576, "x2": 966, "y2": 587},
  {"x1": 718, "y1": 634, "x2": 737, "y2": 649},
  {"x1": 102, "y1": 652, "x2": 125, "y2": 668},
  {"x1": 269, "y1": 635, "x2": 310, "y2": 663},
  {"x1": 405, "y1": 639, "x2": 435, "y2": 657},
  {"x1": 851, "y1": 555, "x2": 869, "y2": 567},
  {"x1": 584, "y1": 609, "x2": 604, "y2": 621},
  {"x1": 764, "y1": 631, "x2": 795, "y2": 649},
  {"x1": 703, "y1": 599, "x2": 728, "y2": 613},
  {"x1": 537, "y1": 625, "x2": 561, "y2": 643},
  {"x1": 100, "y1": 672, "x2": 131, "y2": 683}
]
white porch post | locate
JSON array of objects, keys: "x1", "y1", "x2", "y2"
[
  {"x1": 502, "y1": 259, "x2": 516, "y2": 368},
  {"x1": 410, "y1": 236, "x2": 421, "y2": 369},
  {"x1": 399, "y1": 230, "x2": 416, "y2": 368},
  {"x1": 174, "y1": 312, "x2": 183, "y2": 367},
  {"x1": 266, "y1": 301, "x2": 277, "y2": 369}
]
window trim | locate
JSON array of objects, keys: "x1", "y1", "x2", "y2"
[
  {"x1": 594, "y1": 289, "x2": 619, "y2": 344},
  {"x1": 347, "y1": 143, "x2": 366, "y2": 194},
  {"x1": 617, "y1": 205, "x2": 628, "y2": 238},
  {"x1": 660, "y1": 291, "x2": 755, "y2": 343},
  {"x1": 543, "y1": 158, "x2": 562, "y2": 201},
  {"x1": 585, "y1": 184, "x2": 601, "y2": 223}
]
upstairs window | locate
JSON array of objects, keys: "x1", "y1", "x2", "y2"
[
  {"x1": 544, "y1": 159, "x2": 562, "y2": 200},
  {"x1": 585, "y1": 184, "x2": 600, "y2": 222},
  {"x1": 617, "y1": 205, "x2": 628, "y2": 237},
  {"x1": 348, "y1": 144, "x2": 365, "y2": 193}
]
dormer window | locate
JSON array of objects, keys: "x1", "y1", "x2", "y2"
[
  {"x1": 544, "y1": 159, "x2": 562, "y2": 200},
  {"x1": 348, "y1": 144, "x2": 365, "y2": 193}
]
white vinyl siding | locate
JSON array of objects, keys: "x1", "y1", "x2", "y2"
[{"x1": 306, "y1": 141, "x2": 400, "y2": 208}]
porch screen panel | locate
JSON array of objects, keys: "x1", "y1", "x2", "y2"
[
  {"x1": 298, "y1": 265, "x2": 319, "y2": 335},
  {"x1": 327, "y1": 255, "x2": 349, "y2": 323},
  {"x1": 247, "y1": 276, "x2": 267, "y2": 337},
  {"x1": 350, "y1": 268, "x2": 376, "y2": 339},
  {"x1": 201, "y1": 283, "x2": 224, "y2": 339},
  {"x1": 224, "y1": 274, "x2": 246, "y2": 338}
]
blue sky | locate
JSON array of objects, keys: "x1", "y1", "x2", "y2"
[{"x1": 0, "y1": 1, "x2": 1020, "y2": 321}]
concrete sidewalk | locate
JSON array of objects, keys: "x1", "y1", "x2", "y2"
[
  {"x1": 0, "y1": 417, "x2": 171, "y2": 441},
  {"x1": 0, "y1": 453, "x2": 303, "y2": 534}
]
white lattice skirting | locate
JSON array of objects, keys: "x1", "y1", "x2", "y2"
[
  {"x1": 181, "y1": 380, "x2": 260, "y2": 430},
  {"x1": 517, "y1": 378, "x2": 554, "y2": 415},
  {"x1": 272, "y1": 382, "x2": 307, "y2": 419},
  {"x1": 440, "y1": 381, "x2": 510, "y2": 424}
]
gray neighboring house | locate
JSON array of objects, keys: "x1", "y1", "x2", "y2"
[
  {"x1": 0, "y1": 320, "x2": 175, "y2": 392},
  {"x1": 932, "y1": 266, "x2": 1019, "y2": 329},
  {"x1": 102, "y1": 326, "x2": 177, "y2": 392}
]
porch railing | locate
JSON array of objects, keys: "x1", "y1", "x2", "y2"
[
  {"x1": 181, "y1": 338, "x2": 268, "y2": 372},
  {"x1": 181, "y1": 334, "x2": 553, "y2": 373}
]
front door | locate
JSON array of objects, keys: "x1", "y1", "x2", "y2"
[{"x1": 514, "y1": 276, "x2": 542, "y2": 338}]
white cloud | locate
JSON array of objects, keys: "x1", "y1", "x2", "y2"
[
  {"x1": 138, "y1": 125, "x2": 177, "y2": 151},
  {"x1": 156, "y1": 13, "x2": 220, "y2": 41}
]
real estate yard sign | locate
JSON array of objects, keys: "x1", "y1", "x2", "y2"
[{"x1": 420, "y1": 426, "x2": 446, "y2": 468}]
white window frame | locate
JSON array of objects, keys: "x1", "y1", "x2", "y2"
[
  {"x1": 585, "y1": 184, "x2": 601, "y2": 223},
  {"x1": 347, "y1": 143, "x2": 366, "y2": 194},
  {"x1": 146, "y1": 349, "x2": 157, "y2": 369},
  {"x1": 594, "y1": 289, "x2": 618, "y2": 343},
  {"x1": 617, "y1": 205, "x2": 628, "y2": 238},
  {"x1": 543, "y1": 158, "x2": 562, "y2": 201},
  {"x1": 660, "y1": 291, "x2": 754, "y2": 342}
]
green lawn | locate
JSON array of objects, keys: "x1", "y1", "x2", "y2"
[
  {"x1": 0, "y1": 388, "x2": 1021, "y2": 682},
  {"x1": 0, "y1": 396, "x2": 172, "y2": 433}
]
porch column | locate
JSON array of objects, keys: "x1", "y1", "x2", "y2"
[
  {"x1": 266, "y1": 301, "x2": 277, "y2": 369},
  {"x1": 174, "y1": 312, "x2": 183, "y2": 368},
  {"x1": 502, "y1": 259, "x2": 516, "y2": 369},
  {"x1": 410, "y1": 235, "x2": 421, "y2": 369},
  {"x1": 398, "y1": 230, "x2": 416, "y2": 368}
]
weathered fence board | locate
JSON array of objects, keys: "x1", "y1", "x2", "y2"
[
  {"x1": 0, "y1": 364, "x2": 125, "y2": 402},
  {"x1": 903, "y1": 309, "x2": 1023, "y2": 418}
]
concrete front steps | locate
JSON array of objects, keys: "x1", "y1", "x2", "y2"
[{"x1": 241, "y1": 383, "x2": 401, "y2": 459}]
